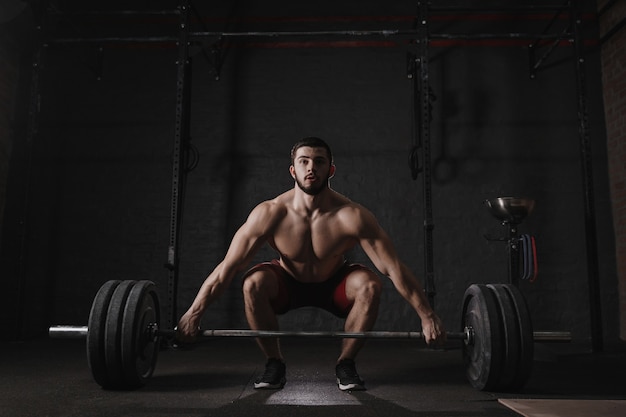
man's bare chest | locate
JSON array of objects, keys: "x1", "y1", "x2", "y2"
[{"x1": 271, "y1": 215, "x2": 354, "y2": 261}]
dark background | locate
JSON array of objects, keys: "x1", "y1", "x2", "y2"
[{"x1": 0, "y1": 0, "x2": 621, "y2": 350}]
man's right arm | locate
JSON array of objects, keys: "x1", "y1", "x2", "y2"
[{"x1": 176, "y1": 201, "x2": 276, "y2": 341}]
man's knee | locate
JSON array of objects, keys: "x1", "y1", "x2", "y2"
[
  {"x1": 242, "y1": 269, "x2": 276, "y2": 299},
  {"x1": 362, "y1": 273, "x2": 383, "y2": 301},
  {"x1": 348, "y1": 269, "x2": 382, "y2": 303}
]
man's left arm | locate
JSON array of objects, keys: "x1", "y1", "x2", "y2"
[{"x1": 355, "y1": 207, "x2": 446, "y2": 345}]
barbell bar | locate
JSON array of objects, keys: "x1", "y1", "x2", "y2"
[
  {"x1": 48, "y1": 325, "x2": 569, "y2": 343},
  {"x1": 49, "y1": 325, "x2": 468, "y2": 341},
  {"x1": 47, "y1": 280, "x2": 572, "y2": 392}
]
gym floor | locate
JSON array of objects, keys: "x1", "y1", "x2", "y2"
[{"x1": 1, "y1": 338, "x2": 625, "y2": 417}]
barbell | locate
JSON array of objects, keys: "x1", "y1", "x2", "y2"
[{"x1": 48, "y1": 280, "x2": 570, "y2": 391}]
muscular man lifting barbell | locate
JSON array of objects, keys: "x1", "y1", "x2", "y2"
[{"x1": 176, "y1": 137, "x2": 446, "y2": 391}]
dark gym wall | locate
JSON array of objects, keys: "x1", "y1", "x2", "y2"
[
  {"x1": 0, "y1": 3, "x2": 38, "y2": 336},
  {"x1": 0, "y1": 1, "x2": 620, "y2": 348},
  {"x1": 0, "y1": 30, "x2": 19, "y2": 238}
]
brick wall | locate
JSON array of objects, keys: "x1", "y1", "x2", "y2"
[{"x1": 598, "y1": 0, "x2": 626, "y2": 341}]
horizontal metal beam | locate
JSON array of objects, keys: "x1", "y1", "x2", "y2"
[
  {"x1": 429, "y1": 5, "x2": 571, "y2": 13},
  {"x1": 44, "y1": 30, "x2": 574, "y2": 45},
  {"x1": 48, "y1": 10, "x2": 180, "y2": 16},
  {"x1": 47, "y1": 6, "x2": 571, "y2": 19},
  {"x1": 45, "y1": 36, "x2": 178, "y2": 44}
]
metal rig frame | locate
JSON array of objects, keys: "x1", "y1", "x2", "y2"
[{"x1": 15, "y1": 0, "x2": 606, "y2": 350}]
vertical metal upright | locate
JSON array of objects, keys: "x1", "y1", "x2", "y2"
[
  {"x1": 571, "y1": 0, "x2": 603, "y2": 352},
  {"x1": 506, "y1": 223, "x2": 521, "y2": 287},
  {"x1": 415, "y1": 2, "x2": 437, "y2": 308},
  {"x1": 165, "y1": 0, "x2": 192, "y2": 329}
]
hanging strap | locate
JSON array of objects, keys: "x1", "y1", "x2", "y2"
[{"x1": 529, "y1": 235, "x2": 539, "y2": 282}]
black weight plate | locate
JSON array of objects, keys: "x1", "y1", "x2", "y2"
[
  {"x1": 104, "y1": 280, "x2": 136, "y2": 389},
  {"x1": 461, "y1": 284, "x2": 504, "y2": 391},
  {"x1": 487, "y1": 284, "x2": 521, "y2": 391},
  {"x1": 503, "y1": 284, "x2": 534, "y2": 390},
  {"x1": 121, "y1": 280, "x2": 161, "y2": 389},
  {"x1": 87, "y1": 280, "x2": 121, "y2": 388}
]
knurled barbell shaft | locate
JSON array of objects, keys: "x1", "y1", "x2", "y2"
[
  {"x1": 159, "y1": 329, "x2": 465, "y2": 340},
  {"x1": 48, "y1": 325, "x2": 462, "y2": 340},
  {"x1": 48, "y1": 325, "x2": 570, "y2": 342}
]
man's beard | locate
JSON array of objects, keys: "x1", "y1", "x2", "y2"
[{"x1": 295, "y1": 174, "x2": 328, "y2": 195}]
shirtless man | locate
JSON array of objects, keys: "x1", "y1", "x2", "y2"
[{"x1": 177, "y1": 137, "x2": 445, "y2": 391}]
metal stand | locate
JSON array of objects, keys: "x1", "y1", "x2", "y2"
[
  {"x1": 571, "y1": 0, "x2": 603, "y2": 353},
  {"x1": 484, "y1": 197, "x2": 536, "y2": 287},
  {"x1": 410, "y1": 1, "x2": 437, "y2": 308},
  {"x1": 506, "y1": 223, "x2": 522, "y2": 287},
  {"x1": 165, "y1": 1, "x2": 192, "y2": 330}
]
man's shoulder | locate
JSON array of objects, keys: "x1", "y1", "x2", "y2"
[
  {"x1": 330, "y1": 192, "x2": 366, "y2": 213},
  {"x1": 251, "y1": 192, "x2": 292, "y2": 217},
  {"x1": 332, "y1": 197, "x2": 376, "y2": 228},
  {"x1": 269, "y1": 190, "x2": 294, "y2": 209}
]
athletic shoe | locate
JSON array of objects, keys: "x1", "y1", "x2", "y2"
[
  {"x1": 335, "y1": 359, "x2": 366, "y2": 391},
  {"x1": 254, "y1": 358, "x2": 286, "y2": 389}
]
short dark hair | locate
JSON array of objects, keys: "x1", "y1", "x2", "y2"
[{"x1": 290, "y1": 137, "x2": 333, "y2": 165}]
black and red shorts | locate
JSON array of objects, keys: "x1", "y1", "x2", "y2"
[{"x1": 243, "y1": 260, "x2": 371, "y2": 318}]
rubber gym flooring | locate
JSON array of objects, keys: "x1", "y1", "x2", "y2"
[{"x1": 1, "y1": 337, "x2": 625, "y2": 417}]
